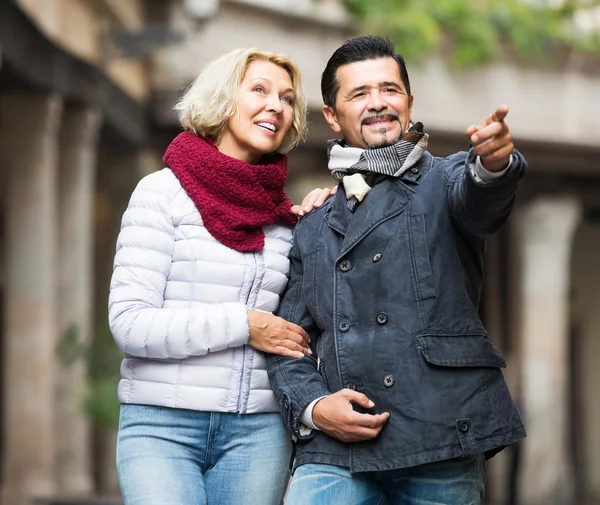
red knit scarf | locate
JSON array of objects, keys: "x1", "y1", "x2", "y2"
[{"x1": 163, "y1": 132, "x2": 296, "y2": 252}]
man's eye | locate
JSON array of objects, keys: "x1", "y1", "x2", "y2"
[
  {"x1": 383, "y1": 88, "x2": 398, "y2": 94},
  {"x1": 353, "y1": 92, "x2": 366, "y2": 99}
]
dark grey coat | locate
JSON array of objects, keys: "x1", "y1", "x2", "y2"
[{"x1": 267, "y1": 149, "x2": 527, "y2": 473}]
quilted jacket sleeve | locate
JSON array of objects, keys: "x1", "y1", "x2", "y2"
[
  {"x1": 108, "y1": 171, "x2": 249, "y2": 359},
  {"x1": 266, "y1": 237, "x2": 330, "y2": 439}
]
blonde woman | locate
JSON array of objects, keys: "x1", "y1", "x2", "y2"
[{"x1": 109, "y1": 48, "x2": 332, "y2": 505}]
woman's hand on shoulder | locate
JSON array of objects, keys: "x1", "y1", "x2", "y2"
[
  {"x1": 291, "y1": 186, "x2": 338, "y2": 217},
  {"x1": 248, "y1": 310, "x2": 312, "y2": 359}
]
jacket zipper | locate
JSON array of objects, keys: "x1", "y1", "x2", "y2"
[{"x1": 237, "y1": 251, "x2": 257, "y2": 413}]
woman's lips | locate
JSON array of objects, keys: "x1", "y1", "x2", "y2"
[{"x1": 255, "y1": 123, "x2": 277, "y2": 136}]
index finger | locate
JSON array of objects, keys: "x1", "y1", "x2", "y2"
[
  {"x1": 300, "y1": 188, "x2": 322, "y2": 210},
  {"x1": 281, "y1": 330, "x2": 309, "y2": 348},
  {"x1": 490, "y1": 105, "x2": 509, "y2": 123},
  {"x1": 310, "y1": 187, "x2": 333, "y2": 209},
  {"x1": 350, "y1": 412, "x2": 390, "y2": 428},
  {"x1": 478, "y1": 105, "x2": 509, "y2": 130}
]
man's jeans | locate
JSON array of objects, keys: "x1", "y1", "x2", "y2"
[
  {"x1": 286, "y1": 455, "x2": 486, "y2": 505},
  {"x1": 116, "y1": 404, "x2": 292, "y2": 505}
]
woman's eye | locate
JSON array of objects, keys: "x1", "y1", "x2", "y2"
[
  {"x1": 253, "y1": 86, "x2": 265, "y2": 93},
  {"x1": 281, "y1": 96, "x2": 294, "y2": 104}
]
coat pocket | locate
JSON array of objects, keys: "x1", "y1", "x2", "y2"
[
  {"x1": 416, "y1": 335, "x2": 507, "y2": 368},
  {"x1": 409, "y1": 215, "x2": 435, "y2": 301}
]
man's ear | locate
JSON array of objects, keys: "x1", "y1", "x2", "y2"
[{"x1": 322, "y1": 105, "x2": 341, "y2": 133}]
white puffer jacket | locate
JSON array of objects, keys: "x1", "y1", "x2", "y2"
[{"x1": 108, "y1": 168, "x2": 293, "y2": 413}]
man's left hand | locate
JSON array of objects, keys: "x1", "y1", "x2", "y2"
[{"x1": 465, "y1": 105, "x2": 513, "y2": 172}]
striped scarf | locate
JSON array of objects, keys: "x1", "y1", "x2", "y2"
[{"x1": 328, "y1": 122, "x2": 428, "y2": 211}]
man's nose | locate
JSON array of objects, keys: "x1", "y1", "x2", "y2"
[{"x1": 367, "y1": 91, "x2": 385, "y2": 111}]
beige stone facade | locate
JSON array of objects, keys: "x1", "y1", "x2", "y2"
[
  {"x1": 1, "y1": 92, "x2": 63, "y2": 505},
  {"x1": 1, "y1": 1, "x2": 599, "y2": 504}
]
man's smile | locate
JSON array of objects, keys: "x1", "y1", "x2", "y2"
[{"x1": 362, "y1": 115, "x2": 399, "y2": 128}]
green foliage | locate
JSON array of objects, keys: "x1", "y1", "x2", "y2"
[
  {"x1": 340, "y1": 0, "x2": 600, "y2": 66},
  {"x1": 57, "y1": 322, "x2": 122, "y2": 430}
]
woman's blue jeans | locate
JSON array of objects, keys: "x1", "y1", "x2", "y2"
[{"x1": 116, "y1": 404, "x2": 292, "y2": 505}]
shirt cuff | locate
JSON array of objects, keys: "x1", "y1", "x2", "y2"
[
  {"x1": 471, "y1": 154, "x2": 512, "y2": 184},
  {"x1": 298, "y1": 396, "x2": 328, "y2": 435}
]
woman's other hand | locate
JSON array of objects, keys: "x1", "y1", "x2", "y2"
[
  {"x1": 291, "y1": 186, "x2": 338, "y2": 217},
  {"x1": 248, "y1": 310, "x2": 312, "y2": 358}
]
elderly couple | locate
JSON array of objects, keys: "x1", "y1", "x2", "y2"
[{"x1": 109, "y1": 35, "x2": 527, "y2": 505}]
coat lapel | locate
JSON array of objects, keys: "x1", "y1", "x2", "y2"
[
  {"x1": 326, "y1": 177, "x2": 413, "y2": 261},
  {"x1": 325, "y1": 151, "x2": 432, "y2": 259},
  {"x1": 325, "y1": 184, "x2": 351, "y2": 237}
]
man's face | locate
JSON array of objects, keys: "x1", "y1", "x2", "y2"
[{"x1": 322, "y1": 57, "x2": 414, "y2": 149}]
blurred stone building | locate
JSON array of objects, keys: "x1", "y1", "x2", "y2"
[{"x1": 0, "y1": 1, "x2": 599, "y2": 505}]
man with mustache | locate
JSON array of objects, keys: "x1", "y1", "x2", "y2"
[{"x1": 267, "y1": 35, "x2": 527, "y2": 504}]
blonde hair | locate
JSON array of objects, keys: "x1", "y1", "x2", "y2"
[{"x1": 174, "y1": 48, "x2": 307, "y2": 154}]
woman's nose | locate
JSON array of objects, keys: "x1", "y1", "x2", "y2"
[{"x1": 266, "y1": 93, "x2": 283, "y2": 113}]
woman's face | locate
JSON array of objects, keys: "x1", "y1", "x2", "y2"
[{"x1": 218, "y1": 59, "x2": 296, "y2": 164}]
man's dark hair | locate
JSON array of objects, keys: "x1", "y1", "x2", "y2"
[{"x1": 321, "y1": 35, "x2": 411, "y2": 109}]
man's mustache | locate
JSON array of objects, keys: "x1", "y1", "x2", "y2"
[{"x1": 361, "y1": 114, "x2": 399, "y2": 126}]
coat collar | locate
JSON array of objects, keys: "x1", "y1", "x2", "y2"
[{"x1": 325, "y1": 152, "x2": 431, "y2": 260}]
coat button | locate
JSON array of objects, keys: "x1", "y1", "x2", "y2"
[
  {"x1": 372, "y1": 253, "x2": 383, "y2": 263},
  {"x1": 410, "y1": 167, "x2": 419, "y2": 174},
  {"x1": 346, "y1": 382, "x2": 357, "y2": 391},
  {"x1": 376, "y1": 312, "x2": 388, "y2": 325},
  {"x1": 460, "y1": 422, "x2": 470, "y2": 433},
  {"x1": 383, "y1": 374, "x2": 395, "y2": 387},
  {"x1": 339, "y1": 260, "x2": 351, "y2": 272},
  {"x1": 339, "y1": 320, "x2": 350, "y2": 332}
]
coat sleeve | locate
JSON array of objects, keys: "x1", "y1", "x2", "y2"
[
  {"x1": 445, "y1": 149, "x2": 528, "y2": 240},
  {"x1": 108, "y1": 173, "x2": 249, "y2": 360},
  {"x1": 266, "y1": 237, "x2": 330, "y2": 440}
]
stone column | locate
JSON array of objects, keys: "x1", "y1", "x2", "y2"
[
  {"x1": 1, "y1": 92, "x2": 62, "y2": 505},
  {"x1": 481, "y1": 231, "x2": 514, "y2": 505},
  {"x1": 55, "y1": 106, "x2": 102, "y2": 495},
  {"x1": 514, "y1": 197, "x2": 581, "y2": 505},
  {"x1": 94, "y1": 147, "x2": 146, "y2": 494},
  {"x1": 571, "y1": 222, "x2": 600, "y2": 501}
]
